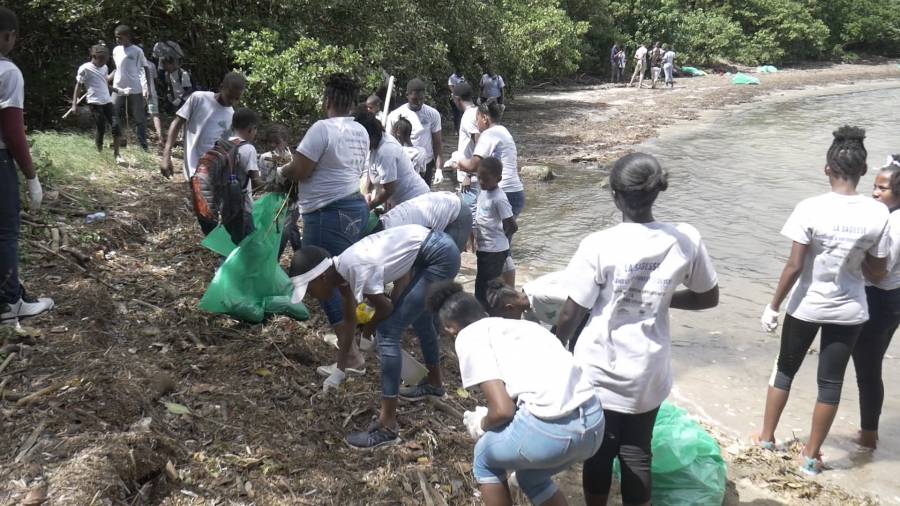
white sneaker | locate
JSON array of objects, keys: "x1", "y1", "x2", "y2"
[
  {"x1": 316, "y1": 362, "x2": 366, "y2": 378},
  {"x1": 1, "y1": 291, "x2": 55, "y2": 324}
]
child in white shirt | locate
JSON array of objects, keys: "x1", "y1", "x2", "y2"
[
  {"x1": 473, "y1": 157, "x2": 517, "y2": 307},
  {"x1": 72, "y1": 44, "x2": 118, "y2": 157}
]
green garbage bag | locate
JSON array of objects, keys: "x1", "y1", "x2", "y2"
[
  {"x1": 756, "y1": 65, "x2": 778, "y2": 73},
  {"x1": 731, "y1": 73, "x2": 760, "y2": 85},
  {"x1": 615, "y1": 402, "x2": 727, "y2": 506},
  {"x1": 680, "y1": 66, "x2": 706, "y2": 76},
  {"x1": 199, "y1": 193, "x2": 309, "y2": 323}
]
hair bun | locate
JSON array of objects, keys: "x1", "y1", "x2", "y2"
[
  {"x1": 426, "y1": 281, "x2": 463, "y2": 312},
  {"x1": 833, "y1": 125, "x2": 866, "y2": 143}
]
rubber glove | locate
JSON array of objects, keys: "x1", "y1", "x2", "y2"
[
  {"x1": 463, "y1": 406, "x2": 488, "y2": 440},
  {"x1": 323, "y1": 368, "x2": 347, "y2": 392},
  {"x1": 26, "y1": 177, "x2": 43, "y2": 211},
  {"x1": 433, "y1": 167, "x2": 444, "y2": 184},
  {"x1": 761, "y1": 304, "x2": 779, "y2": 333},
  {"x1": 115, "y1": 87, "x2": 133, "y2": 96}
]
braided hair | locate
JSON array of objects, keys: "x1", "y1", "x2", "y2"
[
  {"x1": 427, "y1": 281, "x2": 486, "y2": 331},
  {"x1": 324, "y1": 73, "x2": 358, "y2": 113},
  {"x1": 609, "y1": 152, "x2": 668, "y2": 214},
  {"x1": 484, "y1": 278, "x2": 519, "y2": 316},
  {"x1": 826, "y1": 125, "x2": 867, "y2": 180}
]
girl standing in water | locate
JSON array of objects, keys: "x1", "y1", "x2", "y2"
[
  {"x1": 755, "y1": 127, "x2": 890, "y2": 474},
  {"x1": 851, "y1": 154, "x2": 900, "y2": 450},
  {"x1": 428, "y1": 281, "x2": 604, "y2": 506},
  {"x1": 555, "y1": 153, "x2": 719, "y2": 506}
]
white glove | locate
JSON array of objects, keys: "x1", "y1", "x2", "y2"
[
  {"x1": 115, "y1": 87, "x2": 133, "y2": 96},
  {"x1": 323, "y1": 368, "x2": 346, "y2": 392},
  {"x1": 26, "y1": 177, "x2": 43, "y2": 211},
  {"x1": 761, "y1": 304, "x2": 779, "y2": 333},
  {"x1": 433, "y1": 167, "x2": 444, "y2": 184},
  {"x1": 463, "y1": 406, "x2": 488, "y2": 440}
]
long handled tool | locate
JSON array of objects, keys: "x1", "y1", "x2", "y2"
[
  {"x1": 61, "y1": 93, "x2": 87, "y2": 119},
  {"x1": 381, "y1": 75, "x2": 395, "y2": 128}
]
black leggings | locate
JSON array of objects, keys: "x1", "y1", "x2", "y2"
[
  {"x1": 773, "y1": 314, "x2": 863, "y2": 405},
  {"x1": 583, "y1": 407, "x2": 659, "y2": 505},
  {"x1": 89, "y1": 103, "x2": 118, "y2": 151},
  {"x1": 852, "y1": 285, "x2": 900, "y2": 431},
  {"x1": 474, "y1": 250, "x2": 507, "y2": 308}
]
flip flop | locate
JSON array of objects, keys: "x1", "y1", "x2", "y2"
[{"x1": 316, "y1": 362, "x2": 366, "y2": 378}]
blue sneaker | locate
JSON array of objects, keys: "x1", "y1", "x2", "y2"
[
  {"x1": 346, "y1": 419, "x2": 400, "y2": 450},
  {"x1": 399, "y1": 382, "x2": 446, "y2": 402}
]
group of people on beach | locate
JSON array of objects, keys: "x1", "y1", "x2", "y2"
[
  {"x1": 611, "y1": 41, "x2": 677, "y2": 89},
  {"x1": 2, "y1": 8, "x2": 900, "y2": 506}
]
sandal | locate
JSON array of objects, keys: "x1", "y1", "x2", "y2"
[{"x1": 751, "y1": 434, "x2": 777, "y2": 451}]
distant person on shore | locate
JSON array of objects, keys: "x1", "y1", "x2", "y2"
[
  {"x1": 391, "y1": 117, "x2": 428, "y2": 176},
  {"x1": 629, "y1": 43, "x2": 648, "y2": 88},
  {"x1": 480, "y1": 68, "x2": 505, "y2": 105},
  {"x1": 357, "y1": 110, "x2": 429, "y2": 210},
  {"x1": 851, "y1": 154, "x2": 900, "y2": 450},
  {"x1": 555, "y1": 152, "x2": 719, "y2": 505},
  {"x1": 72, "y1": 44, "x2": 119, "y2": 158},
  {"x1": 615, "y1": 46, "x2": 627, "y2": 84},
  {"x1": 755, "y1": 127, "x2": 889, "y2": 475},
  {"x1": 470, "y1": 158, "x2": 517, "y2": 307},
  {"x1": 427, "y1": 281, "x2": 605, "y2": 506},
  {"x1": 288, "y1": 224, "x2": 461, "y2": 448},
  {"x1": 277, "y1": 73, "x2": 370, "y2": 384},
  {"x1": 0, "y1": 7, "x2": 55, "y2": 325},
  {"x1": 365, "y1": 94, "x2": 383, "y2": 124},
  {"x1": 109, "y1": 25, "x2": 150, "y2": 155},
  {"x1": 448, "y1": 70, "x2": 465, "y2": 131},
  {"x1": 610, "y1": 43, "x2": 619, "y2": 82},
  {"x1": 385, "y1": 78, "x2": 443, "y2": 186},
  {"x1": 161, "y1": 56, "x2": 194, "y2": 113},
  {"x1": 374, "y1": 191, "x2": 473, "y2": 253},
  {"x1": 458, "y1": 100, "x2": 525, "y2": 286},
  {"x1": 649, "y1": 41, "x2": 663, "y2": 89},
  {"x1": 662, "y1": 44, "x2": 676, "y2": 89}
]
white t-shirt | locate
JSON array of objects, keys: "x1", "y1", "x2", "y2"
[
  {"x1": 523, "y1": 270, "x2": 569, "y2": 325},
  {"x1": 480, "y1": 74, "x2": 505, "y2": 98},
  {"x1": 296, "y1": 116, "x2": 370, "y2": 213},
  {"x1": 368, "y1": 135, "x2": 430, "y2": 208},
  {"x1": 229, "y1": 136, "x2": 260, "y2": 212},
  {"x1": 663, "y1": 51, "x2": 676, "y2": 66},
  {"x1": 457, "y1": 105, "x2": 480, "y2": 189},
  {"x1": 781, "y1": 193, "x2": 890, "y2": 324},
  {"x1": 402, "y1": 145, "x2": 427, "y2": 174},
  {"x1": 475, "y1": 188, "x2": 513, "y2": 252},
  {"x1": 385, "y1": 103, "x2": 442, "y2": 163},
  {"x1": 567, "y1": 222, "x2": 718, "y2": 414},
  {"x1": 875, "y1": 209, "x2": 900, "y2": 291},
  {"x1": 456, "y1": 318, "x2": 596, "y2": 419},
  {"x1": 76, "y1": 63, "x2": 112, "y2": 105},
  {"x1": 474, "y1": 125, "x2": 523, "y2": 193},
  {"x1": 141, "y1": 60, "x2": 158, "y2": 99},
  {"x1": 112, "y1": 45, "x2": 147, "y2": 93},
  {"x1": 634, "y1": 46, "x2": 648, "y2": 61},
  {"x1": 381, "y1": 192, "x2": 461, "y2": 232},
  {"x1": 334, "y1": 224, "x2": 430, "y2": 303},
  {"x1": 176, "y1": 91, "x2": 234, "y2": 178},
  {"x1": 0, "y1": 58, "x2": 24, "y2": 150}
]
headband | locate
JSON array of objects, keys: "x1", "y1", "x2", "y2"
[{"x1": 290, "y1": 258, "x2": 332, "y2": 303}]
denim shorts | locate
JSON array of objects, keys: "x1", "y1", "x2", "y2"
[
  {"x1": 473, "y1": 396, "x2": 604, "y2": 504},
  {"x1": 442, "y1": 195, "x2": 473, "y2": 253},
  {"x1": 302, "y1": 193, "x2": 369, "y2": 324},
  {"x1": 504, "y1": 190, "x2": 525, "y2": 217}
]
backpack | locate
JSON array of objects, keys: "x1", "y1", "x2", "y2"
[
  {"x1": 177, "y1": 68, "x2": 201, "y2": 95},
  {"x1": 191, "y1": 139, "x2": 249, "y2": 233}
]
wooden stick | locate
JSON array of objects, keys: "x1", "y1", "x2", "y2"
[
  {"x1": 426, "y1": 395, "x2": 464, "y2": 419},
  {"x1": 14, "y1": 420, "x2": 47, "y2": 463},
  {"x1": 416, "y1": 470, "x2": 436, "y2": 506},
  {"x1": 27, "y1": 240, "x2": 119, "y2": 291},
  {"x1": 16, "y1": 379, "x2": 71, "y2": 407},
  {"x1": 0, "y1": 352, "x2": 16, "y2": 376}
]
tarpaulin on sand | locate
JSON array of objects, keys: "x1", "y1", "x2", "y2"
[{"x1": 731, "y1": 73, "x2": 760, "y2": 85}]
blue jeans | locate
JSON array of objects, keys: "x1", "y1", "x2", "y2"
[
  {"x1": 443, "y1": 196, "x2": 473, "y2": 253},
  {"x1": 503, "y1": 190, "x2": 525, "y2": 272},
  {"x1": 474, "y1": 396, "x2": 605, "y2": 504},
  {"x1": 459, "y1": 187, "x2": 479, "y2": 220},
  {"x1": 377, "y1": 231, "x2": 461, "y2": 397},
  {"x1": 302, "y1": 193, "x2": 369, "y2": 324},
  {"x1": 0, "y1": 150, "x2": 21, "y2": 304}
]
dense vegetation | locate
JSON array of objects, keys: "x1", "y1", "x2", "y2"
[{"x1": 8, "y1": 0, "x2": 900, "y2": 127}]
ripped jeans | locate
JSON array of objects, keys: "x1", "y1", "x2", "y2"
[{"x1": 302, "y1": 193, "x2": 369, "y2": 324}]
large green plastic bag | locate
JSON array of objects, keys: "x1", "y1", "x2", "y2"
[
  {"x1": 731, "y1": 73, "x2": 760, "y2": 85},
  {"x1": 680, "y1": 66, "x2": 706, "y2": 76},
  {"x1": 199, "y1": 193, "x2": 309, "y2": 322},
  {"x1": 615, "y1": 402, "x2": 727, "y2": 505}
]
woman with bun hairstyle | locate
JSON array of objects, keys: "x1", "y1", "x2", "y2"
[
  {"x1": 852, "y1": 154, "x2": 900, "y2": 450},
  {"x1": 428, "y1": 281, "x2": 604, "y2": 506},
  {"x1": 755, "y1": 127, "x2": 890, "y2": 474},
  {"x1": 554, "y1": 152, "x2": 719, "y2": 506}
]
